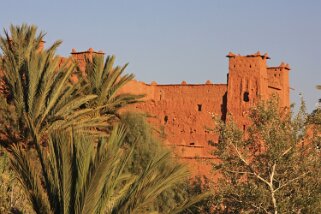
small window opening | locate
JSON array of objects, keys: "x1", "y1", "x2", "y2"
[
  {"x1": 249, "y1": 64, "x2": 252, "y2": 68},
  {"x1": 243, "y1": 92, "x2": 249, "y2": 102},
  {"x1": 243, "y1": 125, "x2": 246, "y2": 131},
  {"x1": 208, "y1": 140, "x2": 215, "y2": 146},
  {"x1": 197, "y1": 104, "x2": 202, "y2": 112},
  {"x1": 164, "y1": 115, "x2": 168, "y2": 124},
  {"x1": 190, "y1": 142, "x2": 195, "y2": 146}
]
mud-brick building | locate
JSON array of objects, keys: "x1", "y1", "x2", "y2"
[
  {"x1": 1, "y1": 46, "x2": 291, "y2": 177},
  {"x1": 70, "y1": 49, "x2": 291, "y2": 177}
]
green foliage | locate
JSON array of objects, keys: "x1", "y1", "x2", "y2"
[
  {"x1": 213, "y1": 98, "x2": 321, "y2": 213},
  {"x1": 120, "y1": 112, "x2": 187, "y2": 212},
  {"x1": 8, "y1": 126, "x2": 131, "y2": 213},
  {"x1": 120, "y1": 112, "x2": 213, "y2": 213},
  {"x1": 121, "y1": 112, "x2": 161, "y2": 174},
  {"x1": 0, "y1": 24, "x2": 209, "y2": 214},
  {"x1": 81, "y1": 55, "x2": 143, "y2": 119},
  {"x1": 8, "y1": 126, "x2": 204, "y2": 214},
  {"x1": 178, "y1": 176, "x2": 216, "y2": 214},
  {"x1": 0, "y1": 24, "x2": 110, "y2": 148}
]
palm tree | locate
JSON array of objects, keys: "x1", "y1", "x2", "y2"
[
  {"x1": 0, "y1": 24, "x2": 110, "y2": 148},
  {"x1": 79, "y1": 54, "x2": 143, "y2": 121},
  {"x1": 8, "y1": 126, "x2": 206, "y2": 214}
]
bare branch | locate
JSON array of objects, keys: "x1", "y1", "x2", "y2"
[
  {"x1": 270, "y1": 163, "x2": 276, "y2": 186},
  {"x1": 226, "y1": 170, "x2": 254, "y2": 175},
  {"x1": 229, "y1": 142, "x2": 270, "y2": 187},
  {"x1": 247, "y1": 202, "x2": 269, "y2": 214},
  {"x1": 280, "y1": 147, "x2": 292, "y2": 158},
  {"x1": 274, "y1": 172, "x2": 308, "y2": 192}
]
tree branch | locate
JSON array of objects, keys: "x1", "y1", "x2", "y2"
[
  {"x1": 274, "y1": 172, "x2": 308, "y2": 192},
  {"x1": 229, "y1": 142, "x2": 270, "y2": 187}
]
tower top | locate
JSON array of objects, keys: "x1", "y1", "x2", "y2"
[
  {"x1": 70, "y1": 48, "x2": 105, "y2": 55},
  {"x1": 226, "y1": 51, "x2": 270, "y2": 59}
]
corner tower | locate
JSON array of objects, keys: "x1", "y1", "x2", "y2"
[
  {"x1": 267, "y1": 63, "x2": 291, "y2": 108},
  {"x1": 226, "y1": 52, "x2": 270, "y2": 129}
]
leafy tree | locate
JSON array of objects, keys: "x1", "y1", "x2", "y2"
[
  {"x1": 213, "y1": 98, "x2": 321, "y2": 213},
  {"x1": 120, "y1": 112, "x2": 162, "y2": 174},
  {"x1": 177, "y1": 176, "x2": 215, "y2": 214}
]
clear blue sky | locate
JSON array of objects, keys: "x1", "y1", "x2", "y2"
[{"x1": 1, "y1": 0, "x2": 320, "y2": 112}]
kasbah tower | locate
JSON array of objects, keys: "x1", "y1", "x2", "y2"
[{"x1": 2, "y1": 45, "x2": 291, "y2": 179}]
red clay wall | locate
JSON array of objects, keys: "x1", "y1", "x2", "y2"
[
  {"x1": 0, "y1": 47, "x2": 291, "y2": 179},
  {"x1": 267, "y1": 64, "x2": 290, "y2": 108},
  {"x1": 226, "y1": 52, "x2": 270, "y2": 130},
  {"x1": 121, "y1": 81, "x2": 227, "y2": 152},
  {"x1": 121, "y1": 81, "x2": 227, "y2": 178}
]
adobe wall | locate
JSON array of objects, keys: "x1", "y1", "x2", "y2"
[
  {"x1": 267, "y1": 64, "x2": 290, "y2": 108},
  {"x1": 121, "y1": 81, "x2": 227, "y2": 179},
  {"x1": 0, "y1": 47, "x2": 291, "y2": 179},
  {"x1": 226, "y1": 52, "x2": 270, "y2": 130},
  {"x1": 121, "y1": 80, "x2": 227, "y2": 150},
  {"x1": 226, "y1": 52, "x2": 291, "y2": 131}
]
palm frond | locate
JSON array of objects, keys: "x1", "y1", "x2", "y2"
[{"x1": 0, "y1": 25, "x2": 111, "y2": 146}]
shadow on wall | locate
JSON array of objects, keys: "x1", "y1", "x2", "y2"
[{"x1": 221, "y1": 92, "x2": 227, "y2": 121}]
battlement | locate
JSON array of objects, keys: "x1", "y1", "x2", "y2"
[
  {"x1": 227, "y1": 51, "x2": 270, "y2": 59},
  {"x1": 71, "y1": 48, "x2": 105, "y2": 55},
  {"x1": 268, "y1": 62, "x2": 291, "y2": 71},
  {"x1": 141, "y1": 80, "x2": 223, "y2": 87}
]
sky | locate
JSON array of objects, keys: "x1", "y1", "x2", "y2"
[{"x1": 0, "y1": 0, "x2": 320, "y2": 112}]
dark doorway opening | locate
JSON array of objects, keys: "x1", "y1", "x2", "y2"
[
  {"x1": 243, "y1": 92, "x2": 249, "y2": 102},
  {"x1": 197, "y1": 104, "x2": 202, "y2": 111}
]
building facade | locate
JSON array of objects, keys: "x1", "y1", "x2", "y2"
[{"x1": 1, "y1": 46, "x2": 291, "y2": 177}]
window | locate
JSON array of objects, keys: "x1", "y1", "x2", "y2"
[
  {"x1": 243, "y1": 92, "x2": 249, "y2": 102},
  {"x1": 197, "y1": 104, "x2": 202, "y2": 111},
  {"x1": 208, "y1": 140, "x2": 215, "y2": 146},
  {"x1": 164, "y1": 115, "x2": 168, "y2": 124}
]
